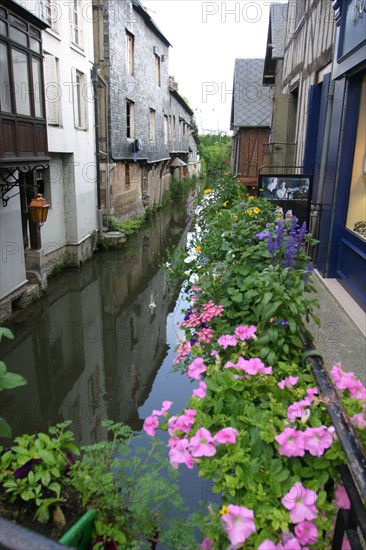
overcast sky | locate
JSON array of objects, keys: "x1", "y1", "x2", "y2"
[{"x1": 143, "y1": 1, "x2": 282, "y2": 134}]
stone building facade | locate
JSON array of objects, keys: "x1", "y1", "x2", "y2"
[{"x1": 93, "y1": 0, "x2": 198, "y2": 221}]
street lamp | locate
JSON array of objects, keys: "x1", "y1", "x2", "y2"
[{"x1": 28, "y1": 194, "x2": 50, "y2": 226}]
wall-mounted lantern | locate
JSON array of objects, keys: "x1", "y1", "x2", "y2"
[{"x1": 28, "y1": 194, "x2": 50, "y2": 226}]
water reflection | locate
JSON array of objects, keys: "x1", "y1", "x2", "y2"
[{"x1": 1, "y1": 199, "x2": 192, "y2": 446}]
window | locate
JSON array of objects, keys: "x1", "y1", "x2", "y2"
[
  {"x1": 155, "y1": 54, "x2": 161, "y2": 87},
  {"x1": 42, "y1": 0, "x2": 60, "y2": 33},
  {"x1": 0, "y1": 5, "x2": 47, "y2": 163},
  {"x1": 126, "y1": 31, "x2": 134, "y2": 75},
  {"x1": 294, "y1": 0, "x2": 305, "y2": 29},
  {"x1": 43, "y1": 53, "x2": 61, "y2": 125},
  {"x1": 172, "y1": 115, "x2": 176, "y2": 139},
  {"x1": 70, "y1": 0, "x2": 82, "y2": 48},
  {"x1": 0, "y1": 11, "x2": 44, "y2": 118},
  {"x1": 346, "y1": 76, "x2": 366, "y2": 240},
  {"x1": 149, "y1": 108, "x2": 156, "y2": 142},
  {"x1": 126, "y1": 100, "x2": 134, "y2": 139},
  {"x1": 72, "y1": 68, "x2": 87, "y2": 129},
  {"x1": 0, "y1": 43, "x2": 12, "y2": 113},
  {"x1": 164, "y1": 115, "x2": 168, "y2": 144},
  {"x1": 125, "y1": 164, "x2": 130, "y2": 189}
]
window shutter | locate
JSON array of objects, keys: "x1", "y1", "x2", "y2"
[
  {"x1": 71, "y1": 67, "x2": 78, "y2": 127},
  {"x1": 43, "y1": 54, "x2": 59, "y2": 125}
]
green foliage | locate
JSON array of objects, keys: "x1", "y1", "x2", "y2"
[
  {"x1": 157, "y1": 175, "x2": 364, "y2": 548},
  {"x1": 198, "y1": 134, "x2": 232, "y2": 179},
  {"x1": 68, "y1": 421, "x2": 198, "y2": 549},
  {"x1": 0, "y1": 421, "x2": 79, "y2": 523},
  {"x1": 109, "y1": 215, "x2": 146, "y2": 236},
  {"x1": 0, "y1": 328, "x2": 27, "y2": 438}
]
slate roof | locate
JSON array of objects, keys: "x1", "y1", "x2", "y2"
[
  {"x1": 231, "y1": 59, "x2": 273, "y2": 128},
  {"x1": 270, "y1": 3, "x2": 288, "y2": 59},
  {"x1": 134, "y1": 0, "x2": 172, "y2": 47}
]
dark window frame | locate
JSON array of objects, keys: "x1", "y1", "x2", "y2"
[{"x1": 0, "y1": 4, "x2": 48, "y2": 164}]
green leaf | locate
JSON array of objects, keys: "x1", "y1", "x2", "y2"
[
  {"x1": 41, "y1": 471, "x2": 51, "y2": 486},
  {"x1": 0, "y1": 371, "x2": 27, "y2": 391},
  {"x1": 0, "y1": 417, "x2": 12, "y2": 438},
  {"x1": 48, "y1": 482, "x2": 61, "y2": 496},
  {"x1": 38, "y1": 449, "x2": 56, "y2": 465},
  {"x1": 261, "y1": 301, "x2": 282, "y2": 320},
  {"x1": 0, "y1": 328, "x2": 14, "y2": 341},
  {"x1": 231, "y1": 293, "x2": 243, "y2": 303}
]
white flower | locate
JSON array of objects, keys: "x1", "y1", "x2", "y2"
[
  {"x1": 189, "y1": 273, "x2": 199, "y2": 284},
  {"x1": 184, "y1": 255, "x2": 196, "y2": 264}
]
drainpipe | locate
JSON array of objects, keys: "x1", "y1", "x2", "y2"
[
  {"x1": 97, "y1": 71, "x2": 111, "y2": 229},
  {"x1": 92, "y1": 66, "x2": 103, "y2": 239},
  {"x1": 309, "y1": 78, "x2": 335, "y2": 262},
  {"x1": 316, "y1": 79, "x2": 335, "y2": 204}
]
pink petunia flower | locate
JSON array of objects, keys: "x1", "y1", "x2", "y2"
[
  {"x1": 217, "y1": 334, "x2": 237, "y2": 349},
  {"x1": 152, "y1": 400, "x2": 173, "y2": 416},
  {"x1": 193, "y1": 381, "x2": 207, "y2": 398},
  {"x1": 330, "y1": 364, "x2": 357, "y2": 390},
  {"x1": 234, "y1": 325, "x2": 257, "y2": 341},
  {"x1": 187, "y1": 357, "x2": 207, "y2": 380},
  {"x1": 258, "y1": 540, "x2": 278, "y2": 550},
  {"x1": 189, "y1": 427, "x2": 216, "y2": 457},
  {"x1": 294, "y1": 521, "x2": 318, "y2": 545},
  {"x1": 275, "y1": 427, "x2": 305, "y2": 457},
  {"x1": 342, "y1": 535, "x2": 352, "y2": 550},
  {"x1": 282, "y1": 482, "x2": 318, "y2": 523},
  {"x1": 214, "y1": 427, "x2": 237, "y2": 445},
  {"x1": 303, "y1": 426, "x2": 333, "y2": 456},
  {"x1": 241, "y1": 357, "x2": 266, "y2": 375},
  {"x1": 282, "y1": 538, "x2": 302, "y2": 550},
  {"x1": 350, "y1": 412, "x2": 366, "y2": 429},
  {"x1": 306, "y1": 387, "x2": 319, "y2": 398},
  {"x1": 278, "y1": 376, "x2": 299, "y2": 389},
  {"x1": 335, "y1": 484, "x2": 351, "y2": 510},
  {"x1": 168, "y1": 438, "x2": 194, "y2": 469},
  {"x1": 287, "y1": 400, "x2": 310, "y2": 422},
  {"x1": 200, "y1": 537, "x2": 214, "y2": 549},
  {"x1": 168, "y1": 413, "x2": 195, "y2": 435},
  {"x1": 348, "y1": 379, "x2": 366, "y2": 400},
  {"x1": 143, "y1": 415, "x2": 159, "y2": 436},
  {"x1": 221, "y1": 504, "x2": 256, "y2": 546}
]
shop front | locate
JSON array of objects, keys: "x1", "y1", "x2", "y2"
[{"x1": 315, "y1": 0, "x2": 366, "y2": 311}]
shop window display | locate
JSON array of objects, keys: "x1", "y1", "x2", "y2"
[{"x1": 346, "y1": 76, "x2": 366, "y2": 240}]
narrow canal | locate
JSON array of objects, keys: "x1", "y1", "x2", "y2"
[
  {"x1": 1, "y1": 192, "x2": 222, "y2": 537},
  {"x1": 1, "y1": 195, "x2": 195, "y2": 445}
]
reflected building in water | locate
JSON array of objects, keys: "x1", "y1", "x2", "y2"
[{"x1": 1, "y1": 202, "x2": 190, "y2": 445}]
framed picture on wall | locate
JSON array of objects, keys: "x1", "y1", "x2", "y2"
[{"x1": 258, "y1": 175, "x2": 313, "y2": 226}]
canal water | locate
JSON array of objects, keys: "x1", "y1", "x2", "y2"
[{"x1": 0, "y1": 192, "x2": 220, "y2": 526}]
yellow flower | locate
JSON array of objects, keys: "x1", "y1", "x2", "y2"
[
  {"x1": 246, "y1": 209, "x2": 253, "y2": 216},
  {"x1": 224, "y1": 172, "x2": 229, "y2": 176},
  {"x1": 248, "y1": 195, "x2": 254, "y2": 201},
  {"x1": 223, "y1": 200, "x2": 228, "y2": 207},
  {"x1": 253, "y1": 207, "x2": 261, "y2": 214},
  {"x1": 277, "y1": 213, "x2": 283, "y2": 219},
  {"x1": 220, "y1": 506, "x2": 229, "y2": 516},
  {"x1": 204, "y1": 188, "x2": 212, "y2": 194},
  {"x1": 195, "y1": 246, "x2": 202, "y2": 253}
]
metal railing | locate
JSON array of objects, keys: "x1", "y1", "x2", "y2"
[{"x1": 301, "y1": 335, "x2": 366, "y2": 550}]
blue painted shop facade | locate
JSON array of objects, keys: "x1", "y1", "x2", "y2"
[{"x1": 304, "y1": 0, "x2": 366, "y2": 310}]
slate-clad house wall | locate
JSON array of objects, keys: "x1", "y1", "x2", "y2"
[
  {"x1": 230, "y1": 58, "x2": 273, "y2": 185},
  {"x1": 93, "y1": 0, "x2": 197, "y2": 220}
]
